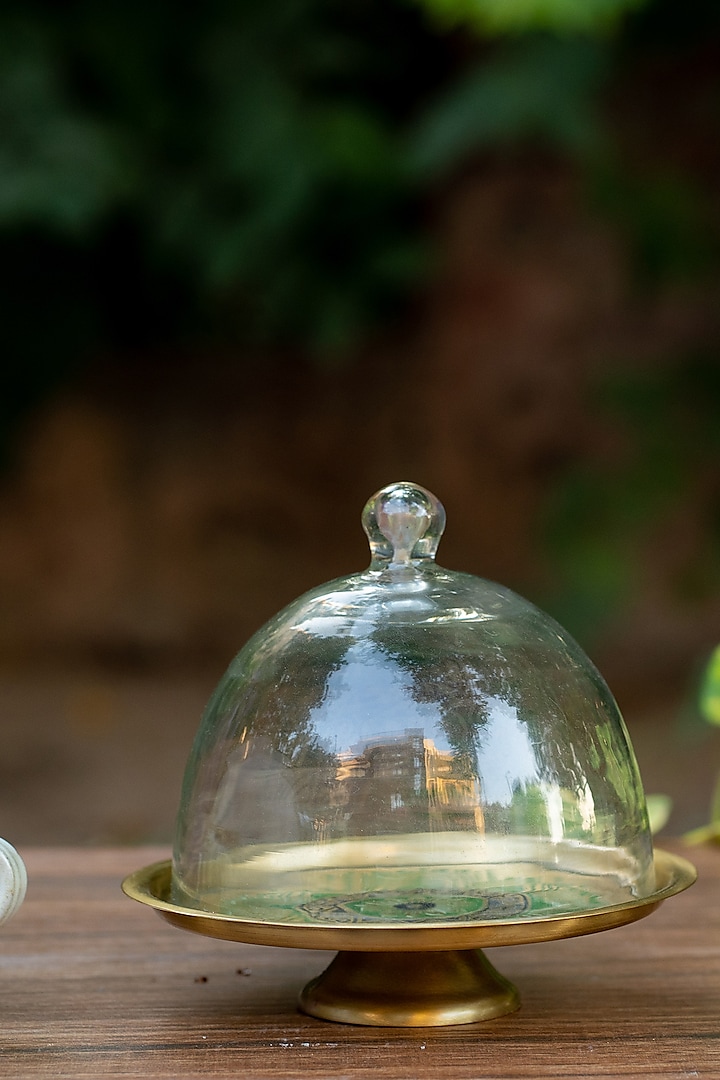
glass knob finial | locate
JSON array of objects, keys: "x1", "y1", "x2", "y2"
[{"x1": 362, "y1": 482, "x2": 446, "y2": 568}]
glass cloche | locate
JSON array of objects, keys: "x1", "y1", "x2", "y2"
[{"x1": 171, "y1": 481, "x2": 657, "y2": 928}]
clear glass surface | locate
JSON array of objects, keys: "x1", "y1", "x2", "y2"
[{"x1": 172, "y1": 482, "x2": 655, "y2": 925}]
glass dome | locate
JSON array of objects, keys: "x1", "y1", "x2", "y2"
[{"x1": 172, "y1": 482, "x2": 655, "y2": 927}]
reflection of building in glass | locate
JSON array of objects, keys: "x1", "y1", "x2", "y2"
[
  {"x1": 332, "y1": 729, "x2": 483, "y2": 835},
  {"x1": 424, "y1": 738, "x2": 485, "y2": 833}
]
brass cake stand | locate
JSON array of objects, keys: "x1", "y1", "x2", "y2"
[{"x1": 122, "y1": 849, "x2": 695, "y2": 1027}]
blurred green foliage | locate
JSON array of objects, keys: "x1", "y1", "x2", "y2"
[
  {"x1": 542, "y1": 354, "x2": 720, "y2": 643},
  {"x1": 408, "y1": 34, "x2": 610, "y2": 174},
  {"x1": 683, "y1": 647, "x2": 720, "y2": 843},
  {"x1": 700, "y1": 646, "x2": 720, "y2": 728},
  {"x1": 0, "y1": 1, "x2": 455, "y2": 353},
  {"x1": 0, "y1": 0, "x2": 719, "y2": 451},
  {"x1": 416, "y1": 0, "x2": 649, "y2": 34}
]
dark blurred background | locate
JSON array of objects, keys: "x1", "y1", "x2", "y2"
[{"x1": 0, "y1": 0, "x2": 719, "y2": 845}]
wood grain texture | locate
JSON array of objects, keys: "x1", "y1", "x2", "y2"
[{"x1": 0, "y1": 844, "x2": 716, "y2": 1079}]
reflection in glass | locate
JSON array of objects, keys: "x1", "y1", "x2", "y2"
[{"x1": 173, "y1": 483, "x2": 654, "y2": 926}]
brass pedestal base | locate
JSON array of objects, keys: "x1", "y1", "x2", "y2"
[
  {"x1": 122, "y1": 850, "x2": 696, "y2": 1029},
  {"x1": 299, "y1": 949, "x2": 519, "y2": 1027}
]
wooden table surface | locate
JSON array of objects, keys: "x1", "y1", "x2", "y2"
[{"x1": 0, "y1": 844, "x2": 716, "y2": 1079}]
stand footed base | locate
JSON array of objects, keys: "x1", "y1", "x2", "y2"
[
  {"x1": 298, "y1": 949, "x2": 519, "y2": 1027},
  {"x1": 121, "y1": 850, "x2": 697, "y2": 1028}
]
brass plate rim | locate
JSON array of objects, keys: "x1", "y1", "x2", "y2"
[{"x1": 122, "y1": 848, "x2": 696, "y2": 952}]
